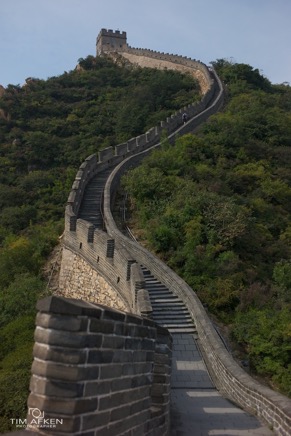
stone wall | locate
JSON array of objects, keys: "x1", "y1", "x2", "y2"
[
  {"x1": 61, "y1": 222, "x2": 153, "y2": 317},
  {"x1": 62, "y1": 52, "x2": 222, "y2": 320},
  {"x1": 57, "y1": 247, "x2": 128, "y2": 312},
  {"x1": 26, "y1": 296, "x2": 172, "y2": 435},
  {"x1": 102, "y1": 124, "x2": 291, "y2": 436},
  {"x1": 118, "y1": 48, "x2": 211, "y2": 94},
  {"x1": 95, "y1": 29, "x2": 213, "y2": 94},
  {"x1": 20, "y1": 39, "x2": 224, "y2": 436}
]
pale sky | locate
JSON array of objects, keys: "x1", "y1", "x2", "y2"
[{"x1": 1, "y1": 0, "x2": 290, "y2": 87}]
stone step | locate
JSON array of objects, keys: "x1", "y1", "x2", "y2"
[
  {"x1": 153, "y1": 307, "x2": 189, "y2": 313},
  {"x1": 140, "y1": 265, "x2": 196, "y2": 333},
  {"x1": 161, "y1": 321, "x2": 195, "y2": 327},
  {"x1": 149, "y1": 294, "x2": 179, "y2": 300},
  {"x1": 153, "y1": 314, "x2": 192, "y2": 320},
  {"x1": 77, "y1": 169, "x2": 112, "y2": 227},
  {"x1": 150, "y1": 302, "x2": 185, "y2": 308},
  {"x1": 167, "y1": 327, "x2": 197, "y2": 333},
  {"x1": 146, "y1": 288, "x2": 170, "y2": 293}
]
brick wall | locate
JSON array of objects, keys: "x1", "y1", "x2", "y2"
[{"x1": 25, "y1": 296, "x2": 172, "y2": 435}]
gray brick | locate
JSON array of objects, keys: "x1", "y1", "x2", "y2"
[
  {"x1": 154, "y1": 353, "x2": 170, "y2": 365},
  {"x1": 153, "y1": 364, "x2": 171, "y2": 375},
  {"x1": 87, "y1": 350, "x2": 114, "y2": 364},
  {"x1": 114, "y1": 322, "x2": 126, "y2": 335},
  {"x1": 146, "y1": 351, "x2": 155, "y2": 362},
  {"x1": 107, "y1": 410, "x2": 149, "y2": 435},
  {"x1": 102, "y1": 335, "x2": 125, "y2": 349},
  {"x1": 36, "y1": 312, "x2": 87, "y2": 332},
  {"x1": 81, "y1": 411, "x2": 110, "y2": 431},
  {"x1": 123, "y1": 362, "x2": 152, "y2": 376},
  {"x1": 130, "y1": 398, "x2": 151, "y2": 415},
  {"x1": 89, "y1": 319, "x2": 114, "y2": 334},
  {"x1": 33, "y1": 343, "x2": 87, "y2": 364},
  {"x1": 29, "y1": 375, "x2": 84, "y2": 398},
  {"x1": 36, "y1": 295, "x2": 102, "y2": 318},
  {"x1": 102, "y1": 309, "x2": 126, "y2": 322},
  {"x1": 34, "y1": 327, "x2": 88, "y2": 348},
  {"x1": 86, "y1": 333, "x2": 103, "y2": 348},
  {"x1": 112, "y1": 350, "x2": 134, "y2": 363},
  {"x1": 132, "y1": 350, "x2": 148, "y2": 362},
  {"x1": 111, "y1": 377, "x2": 132, "y2": 392},
  {"x1": 123, "y1": 324, "x2": 137, "y2": 336},
  {"x1": 141, "y1": 338, "x2": 155, "y2": 350},
  {"x1": 151, "y1": 384, "x2": 168, "y2": 396},
  {"x1": 134, "y1": 325, "x2": 152, "y2": 338},
  {"x1": 31, "y1": 360, "x2": 99, "y2": 381},
  {"x1": 93, "y1": 426, "x2": 113, "y2": 436},
  {"x1": 84, "y1": 380, "x2": 111, "y2": 396},
  {"x1": 99, "y1": 391, "x2": 133, "y2": 411},
  {"x1": 100, "y1": 364, "x2": 123, "y2": 379},
  {"x1": 153, "y1": 374, "x2": 170, "y2": 384},
  {"x1": 131, "y1": 423, "x2": 147, "y2": 436},
  {"x1": 125, "y1": 338, "x2": 142, "y2": 350},
  {"x1": 110, "y1": 404, "x2": 131, "y2": 422},
  {"x1": 131, "y1": 374, "x2": 151, "y2": 388}
]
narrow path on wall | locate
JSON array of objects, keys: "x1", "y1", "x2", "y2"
[
  {"x1": 77, "y1": 166, "x2": 274, "y2": 435},
  {"x1": 170, "y1": 334, "x2": 273, "y2": 436},
  {"x1": 75, "y1": 76, "x2": 274, "y2": 436},
  {"x1": 139, "y1": 267, "x2": 273, "y2": 435},
  {"x1": 77, "y1": 168, "x2": 112, "y2": 228}
]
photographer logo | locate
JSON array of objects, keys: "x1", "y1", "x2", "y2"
[{"x1": 10, "y1": 408, "x2": 63, "y2": 429}]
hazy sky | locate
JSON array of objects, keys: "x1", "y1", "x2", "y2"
[{"x1": 1, "y1": 0, "x2": 290, "y2": 87}]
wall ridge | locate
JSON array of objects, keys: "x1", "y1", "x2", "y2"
[{"x1": 17, "y1": 32, "x2": 237, "y2": 436}]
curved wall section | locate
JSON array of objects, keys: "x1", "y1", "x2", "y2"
[
  {"x1": 63, "y1": 54, "x2": 224, "y2": 309},
  {"x1": 101, "y1": 86, "x2": 291, "y2": 436}
]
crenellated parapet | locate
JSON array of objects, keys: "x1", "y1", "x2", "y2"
[
  {"x1": 17, "y1": 33, "x2": 225, "y2": 436},
  {"x1": 64, "y1": 66, "x2": 221, "y2": 236},
  {"x1": 62, "y1": 67, "x2": 223, "y2": 315},
  {"x1": 17, "y1": 31, "x2": 291, "y2": 436},
  {"x1": 96, "y1": 30, "x2": 213, "y2": 94}
]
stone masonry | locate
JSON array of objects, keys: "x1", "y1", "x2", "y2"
[
  {"x1": 26, "y1": 296, "x2": 172, "y2": 436},
  {"x1": 57, "y1": 246, "x2": 128, "y2": 312}
]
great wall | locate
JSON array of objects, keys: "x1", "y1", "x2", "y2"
[{"x1": 8, "y1": 29, "x2": 291, "y2": 436}]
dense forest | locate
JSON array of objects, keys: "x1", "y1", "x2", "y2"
[
  {"x1": 0, "y1": 55, "x2": 201, "y2": 432},
  {"x1": 122, "y1": 59, "x2": 291, "y2": 397}
]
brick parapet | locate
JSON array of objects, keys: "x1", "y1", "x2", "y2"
[
  {"x1": 55, "y1": 34, "x2": 224, "y2": 436},
  {"x1": 24, "y1": 296, "x2": 171, "y2": 435}
]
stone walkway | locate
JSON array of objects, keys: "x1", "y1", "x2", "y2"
[{"x1": 170, "y1": 333, "x2": 274, "y2": 436}]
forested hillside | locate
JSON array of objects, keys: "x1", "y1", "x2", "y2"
[
  {"x1": 0, "y1": 56, "x2": 200, "y2": 432},
  {"x1": 122, "y1": 60, "x2": 291, "y2": 397}
]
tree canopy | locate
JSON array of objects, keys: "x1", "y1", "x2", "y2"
[{"x1": 0, "y1": 55, "x2": 201, "y2": 432}]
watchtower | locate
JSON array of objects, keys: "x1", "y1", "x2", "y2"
[{"x1": 96, "y1": 29, "x2": 127, "y2": 56}]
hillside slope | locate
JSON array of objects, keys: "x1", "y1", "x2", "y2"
[{"x1": 122, "y1": 60, "x2": 291, "y2": 396}]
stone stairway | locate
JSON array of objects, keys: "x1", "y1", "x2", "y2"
[
  {"x1": 141, "y1": 266, "x2": 196, "y2": 334},
  {"x1": 77, "y1": 169, "x2": 112, "y2": 228}
]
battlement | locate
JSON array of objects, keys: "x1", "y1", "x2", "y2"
[{"x1": 96, "y1": 28, "x2": 127, "y2": 56}]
